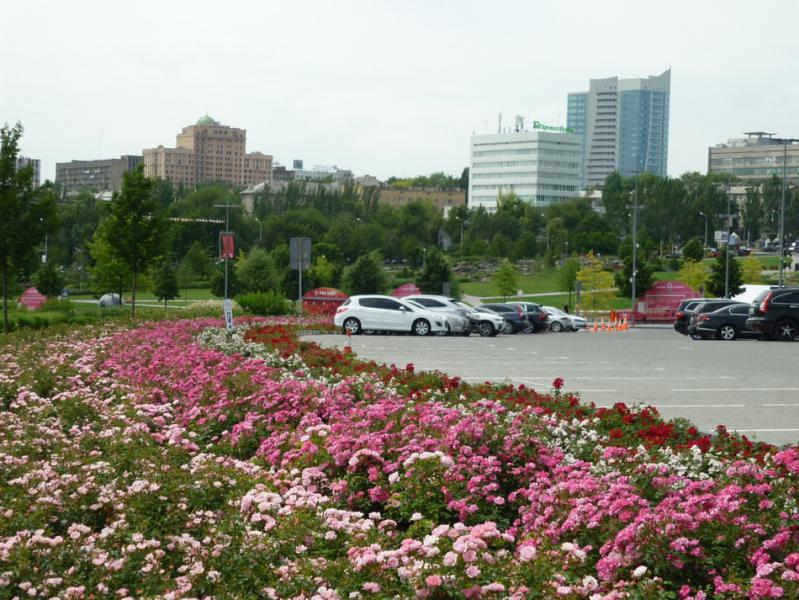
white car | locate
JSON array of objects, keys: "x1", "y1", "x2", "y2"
[
  {"x1": 542, "y1": 305, "x2": 585, "y2": 332},
  {"x1": 455, "y1": 302, "x2": 507, "y2": 337},
  {"x1": 404, "y1": 295, "x2": 472, "y2": 335},
  {"x1": 334, "y1": 295, "x2": 448, "y2": 336},
  {"x1": 405, "y1": 299, "x2": 471, "y2": 335}
]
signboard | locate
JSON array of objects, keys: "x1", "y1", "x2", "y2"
[
  {"x1": 302, "y1": 287, "x2": 348, "y2": 315},
  {"x1": 223, "y1": 298, "x2": 234, "y2": 331},
  {"x1": 532, "y1": 120, "x2": 575, "y2": 133},
  {"x1": 290, "y1": 237, "x2": 312, "y2": 270},
  {"x1": 714, "y1": 230, "x2": 728, "y2": 244},
  {"x1": 220, "y1": 232, "x2": 235, "y2": 259},
  {"x1": 392, "y1": 283, "x2": 421, "y2": 298}
]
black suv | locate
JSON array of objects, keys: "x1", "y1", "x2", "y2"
[
  {"x1": 506, "y1": 302, "x2": 549, "y2": 332},
  {"x1": 746, "y1": 287, "x2": 799, "y2": 341},
  {"x1": 674, "y1": 298, "x2": 739, "y2": 337},
  {"x1": 479, "y1": 303, "x2": 531, "y2": 334}
]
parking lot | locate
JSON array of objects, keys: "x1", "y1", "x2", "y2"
[{"x1": 305, "y1": 327, "x2": 799, "y2": 446}]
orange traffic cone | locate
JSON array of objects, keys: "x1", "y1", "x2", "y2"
[
  {"x1": 592, "y1": 320, "x2": 598, "y2": 333},
  {"x1": 623, "y1": 317, "x2": 629, "y2": 331}
]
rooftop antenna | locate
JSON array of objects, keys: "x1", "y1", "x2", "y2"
[
  {"x1": 514, "y1": 115, "x2": 524, "y2": 132},
  {"x1": 497, "y1": 113, "x2": 502, "y2": 134}
]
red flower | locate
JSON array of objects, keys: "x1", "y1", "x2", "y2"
[
  {"x1": 610, "y1": 428, "x2": 624, "y2": 439},
  {"x1": 552, "y1": 377, "x2": 564, "y2": 390}
]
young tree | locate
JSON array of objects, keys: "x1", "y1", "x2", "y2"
[
  {"x1": 682, "y1": 237, "x2": 704, "y2": 262},
  {"x1": 235, "y1": 247, "x2": 278, "y2": 293},
  {"x1": 557, "y1": 257, "x2": 581, "y2": 310},
  {"x1": 308, "y1": 255, "x2": 336, "y2": 288},
  {"x1": 708, "y1": 251, "x2": 744, "y2": 298},
  {"x1": 677, "y1": 260, "x2": 711, "y2": 295},
  {"x1": 88, "y1": 220, "x2": 131, "y2": 300},
  {"x1": 33, "y1": 261, "x2": 65, "y2": 298},
  {"x1": 342, "y1": 252, "x2": 387, "y2": 295},
  {"x1": 416, "y1": 248, "x2": 456, "y2": 296},
  {"x1": 493, "y1": 259, "x2": 519, "y2": 300},
  {"x1": 576, "y1": 252, "x2": 615, "y2": 311},
  {"x1": 741, "y1": 255, "x2": 763, "y2": 284},
  {"x1": 183, "y1": 240, "x2": 211, "y2": 279},
  {"x1": 0, "y1": 123, "x2": 57, "y2": 332},
  {"x1": 614, "y1": 257, "x2": 654, "y2": 299},
  {"x1": 105, "y1": 165, "x2": 168, "y2": 316},
  {"x1": 152, "y1": 260, "x2": 179, "y2": 309}
]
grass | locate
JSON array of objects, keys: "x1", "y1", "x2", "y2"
[
  {"x1": 68, "y1": 288, "x2": 216, "y2": 308},
  {"x1": 461, "y1": 269, "x2": 562, "y2": 297},
  {"x1": 479, "y1": 293, "x2": 632, "y2": 311}
]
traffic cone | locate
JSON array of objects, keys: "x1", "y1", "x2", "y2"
[
  {"x1": 623, "y1": 317, "x2": 629, "y2": 331},
  {"x1": 344, "y1": 332, "x2": 353, "y2": 355},
  {"x1": 592, "y1": 320, "x2": 598, "y2": 333}
]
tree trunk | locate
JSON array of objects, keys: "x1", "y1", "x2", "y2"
[
  {"x1": 131, "y1": 270, "x2": 137, "y2": 317},
  {"x1": 2, "y1": 266, "x2": 8, "y2": 334}
]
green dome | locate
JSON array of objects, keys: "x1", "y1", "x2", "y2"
[{"x1": 196, "y1": 114, "x2": 217, "y2": 126}]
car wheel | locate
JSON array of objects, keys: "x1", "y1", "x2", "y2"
[
  {"x1": 343, "y1": 318, "x2": 361, "y2": 335},
  {"x1": 550, "y1": 320, "x2": 564, "y2": 332},
  {"x1": 774, "y1": 318, "x2": 798, "y2": 341},
  {"x1": 477, "y1": 320, "x2": 495, "y2": 337},
  {"x1": 689, "y1": 333, "x2": 703, "y2": 340},
  {"x1": 412, "y1": 319, "x2": 432, "y2": 336},
  {"x1": 522, "y1": 323, "x2": 535, "y2": 334},
  {"x1": 501, "y1": 320, "x2": 514, "y2": 334},
  {"x1": 717, "y1": 324, "x2": 737, "y2": 341},
  {"x1": 435, "y1": 323, "x2": 450, "y2": 337}
]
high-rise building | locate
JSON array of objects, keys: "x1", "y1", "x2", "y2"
[
  {"x1": 55, "y1": 155, "x2": 142, "y2": 194},
  {"x1": 468, "y1": 125, "x2": 582, "y2": 211},
  {"x1": 143, "y1": 115, "x2": 272, "y2": 188},
  {"x1": 708, "y1": 132, "x2": 799, "y2": 185},
  {"x1": 15, "y1": 157, "x2": 41, "y2": 187},
  {"x1": 568, "y1": 69, "x2": 670, "y2": 187}
]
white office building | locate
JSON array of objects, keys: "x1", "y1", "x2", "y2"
[{"x1": 468, "y1": 128, "x2": 582, "y2": 211}]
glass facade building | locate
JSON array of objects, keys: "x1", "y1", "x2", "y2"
[{"x1": 567, "y1": 69, "x2": 670, "y2": 187}]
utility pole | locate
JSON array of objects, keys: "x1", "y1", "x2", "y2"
[
  {"x1": 631, "y1": 175, "x2": 638, "y2": 327},
  {"x1": 775, "y1": 137, "x2": 798, "y2": 287},
  {"x1": 214, "y1": 200, "x2": 241, "y2": 302},
  {"x1": 724, "y1": 184, "x2": 731, "y2": 298}
]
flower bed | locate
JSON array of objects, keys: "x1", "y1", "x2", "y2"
[{"x1": 1, "y1": 317, "x2": 797, "y2": 599}]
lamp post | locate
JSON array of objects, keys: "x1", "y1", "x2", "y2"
[
  {"x1": 699, "y1": 211, "x2": 708, "y2": 250},
  {"x1": 631, "y1": 176, "x2": 638, "y2": 327},
  {"x1": 773, "y1": 137, "x2": 798, "y2": 287},
  {"x1": 724, "y1": 186, "x2": 731, "y2": 298}
]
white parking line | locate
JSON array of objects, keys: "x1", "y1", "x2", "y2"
[
  {"x1": 762, "y1": 403, "x2": 799, "y2": 407},
  {"x1": 671, "y1": 387, "x2": 799, "y2": 392},
  {"x1": 656, "y1": 404, "x2": 746, "y2": 408},
  {"x1": 736, "y1": 428, "x2": 799, "y2": 433}
]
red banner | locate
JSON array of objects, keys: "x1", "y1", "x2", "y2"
[{"x1": 220, "y1": 233, "x2": 235, "y2": 259}]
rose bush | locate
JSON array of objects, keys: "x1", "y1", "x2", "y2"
[{"x1": 0, "y1": 317, "x2": 797, "y2": 599}]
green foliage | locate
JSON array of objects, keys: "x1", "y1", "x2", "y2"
[
  {"x1": 577, "y1": 252, "x2": 615, "y2": 311},
  {"x1": 152, "y1": 260, "x2": 179, "y2": 307},
  {"x1": 677, "y1": 260, "x2": 711, "y2": 294},
  {"x1": 235, "y1": 247, "x2": 279, "y2": 293},
  {"x1": 33, "y1": 261, "x2": 65, "y2": 298},
  {"x1": 1, "y1": 123, "x2": 58, "y2": 332},
  {"x1": 210, "y1": 264, "x2": 242, "y2": 298},
  {"x1": 104, "y1": 165, "x2": 169, "y2": 315},
  {"x1": 308, "y1": 255, "x2": 336, "y2": 288},
  {"x1": 682, "y1": 237, "x2": 704, "y2": 263},
  {"x1": 493, "y1": 259, "x2": 519, "y2": 300},
  {"x1": 557, "y1": 257, "x2": 581, "y2": 298},
  {"x1": 416, "y1": 248, "x2": 458, "y2": 296},
  {"x1": 708, "y1": 250, "x2": 744, "y2": 297},
  {"x1": 88, "y1": 219, "x2": 131, "y2": 298},
  {"x1": 342, "y1": 252, "x2": 387, "y2": 295},
  {"x1": 182, "y1": 241, "x2": 211, "y2": 278},
  {"x1": 386, "y1": 171, "x2": 462, "y2": 189},
  {"x1": 235, "y1": 291, "x2": 291, "y2": 315},
  {"x1": 615, "y1": 256, "x2": 655, "y2": 298},
  {"x1": 741, "y1": 255, "x2": 763, "y2": 284}
]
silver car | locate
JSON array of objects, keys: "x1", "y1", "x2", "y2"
[
  {"x1": 404, "y1": 295, "x2": 472, "y2": 335},
  {"x1": 542, "y1": 305, "x2": 585, "y2": 332}
]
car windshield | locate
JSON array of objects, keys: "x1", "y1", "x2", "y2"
[
  {"x1": 406, "y1": 300, "x2": 425, "y2": 311},
  {"x1": 545, "y1": 307, "x2": 566, "y2": 316}
]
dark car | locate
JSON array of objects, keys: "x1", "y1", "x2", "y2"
[
  {"x1": 479, "y1": 303, "x2": 531, "y2": 334},
  {"x1": 687, "y1": 303, "x2": 760, "y2": 341},
  {"x1": 505, "y1": 301, "x2": 549, "y2": 332},
  {"x1": 746, "y1": 287, "x2": 799, "y2": 341},
  {"x1": 674, "y1": 298, "x2": 740, "y2": 338}
]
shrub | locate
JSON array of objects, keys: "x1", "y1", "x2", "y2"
[
  {"x1": 235, "y1": 291, "x2": 291, "y2": 316},
  {"x1": 184, "y1": 298, "x2": 241, "y2": 317}
]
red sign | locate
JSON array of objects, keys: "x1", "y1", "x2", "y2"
[
  {"x1": 619, "y1": 280, "x2": 698, "y2": 323},
  {"x1": 391, "y1": 283, "x2": 421, "y2": 298},
  {"x1": 302, "y1": 287, "x2": 348, "y2": 315},
  {"x1": 18, "y1": 287, "x2": 47, "y2": 311},
  {"x1": 220, "y1": 233, "x2": 235, "y2": 259}
]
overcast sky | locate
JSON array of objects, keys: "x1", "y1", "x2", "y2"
[{"x1": 4, "y1": 0, "x2": 799, "y2": 183}]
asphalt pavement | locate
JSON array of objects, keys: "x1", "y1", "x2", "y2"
[{"x1": 304, "y1": 327, "x2": 799, "y2": 447}]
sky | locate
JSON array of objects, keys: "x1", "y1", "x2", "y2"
[{"x1": 3, "y1": 0, "x2": 799, "y2": 184}]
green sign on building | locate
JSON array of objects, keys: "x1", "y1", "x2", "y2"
[{"x1": 532, "y1": 120, "x2": 575, "y2": 134}]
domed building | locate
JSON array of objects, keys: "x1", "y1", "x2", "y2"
[{"x1": 143, "y1": 115, "x2": 272, "y2": 188}]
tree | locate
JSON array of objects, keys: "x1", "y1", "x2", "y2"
[
  {"x1": 708, "y1": 251, "x2": 744, "y2": 298},
  {"x1": 682, "y1": 237, "x2": 704, "y2": 263},
  {"x1": 677, "y1": 260, "x2": 711, "y2": 295},
  {"x1": 416, "y1": 248, "x2": 457, "y2": 296},
  {"x1": 576, "y1": 252, "x2": 615, "y2": 311},
  {"x1": 493, "y1": 259, "x2": 519, "y2": 300},
  {"x1": 557, "y1": 257, "x2": 580, "y2": 310},
  {"x1": 342, "y1": 252, "x2": 387, "y2": 294},
  {"x1": 309, "y1": 255, "x2": 336, "y2": 288},
  {"x1": 741, "y1": 255, "x2": 763, "y2": 284},
  {"x1": 182, "y1": 241, "x2": 211, "y2": 279},
  {"x1": 105, "y1": 165, "x2": 168, "y2": 316},
  {"x1": 33, "y1": 261, "x2": 64, "y2": 298},
  {"x1": 614, "y1": 256, "x2": 654, "y2": 299},
  {"x1": 88, "y1": 220, "x2": 131, "y2": 300},
  {"x1": 152, "y1": 260, "x2": 179, "y2": 309},
  {"x1": 235, "y1": 247, "x2": 278, "y2": 293},
  {"x1": 0, "y1": 123, "x2": 57, "y2": 332}
]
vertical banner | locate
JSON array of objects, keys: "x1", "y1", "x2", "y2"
[
  {"x1": 223, "y1": 298, "x2": 234, "y2": 331},
  {"x1": 220, "y1": 232, "x2": 235, "y2": 259}
]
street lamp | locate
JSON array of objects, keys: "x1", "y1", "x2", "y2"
[
  {"x1": 724, "y1": 185, "x2": 732, "y2": 298},
  {"x1": 773, "y1": 136, "x2": 798, "y2": 287},
  {"x1": 631, "y1": 175, "x2": 639, "y2": 327},
  {"x1": 699, "y1": 211, "x2": 708, "y2": 250}
]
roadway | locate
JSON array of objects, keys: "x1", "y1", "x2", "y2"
[{"x1": 304, "y1": 327, "x2": 799, "y2": 447}]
